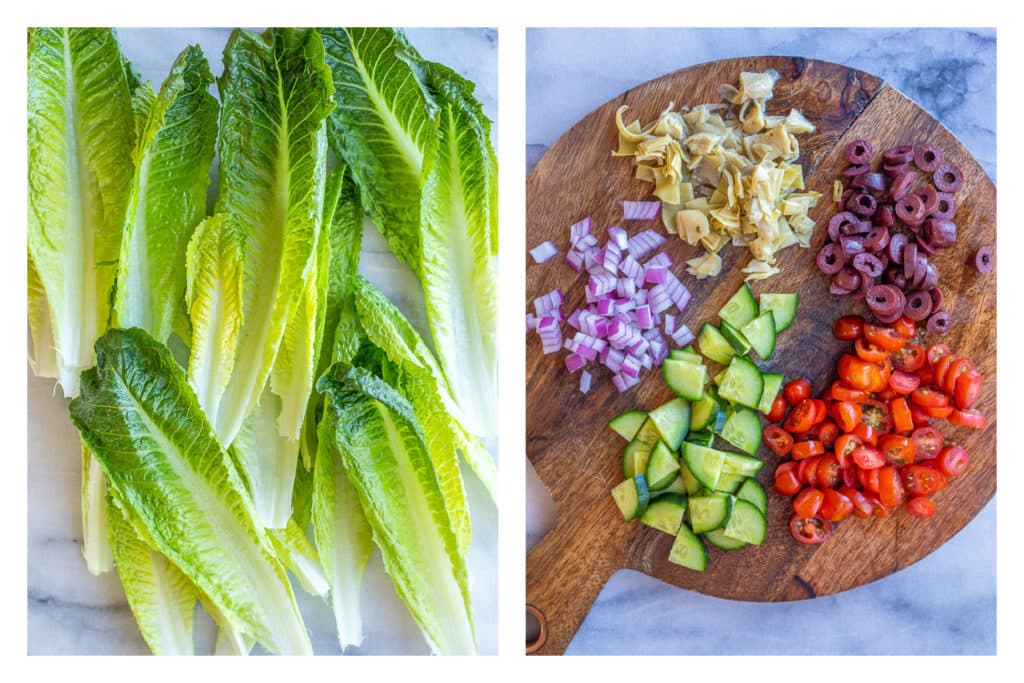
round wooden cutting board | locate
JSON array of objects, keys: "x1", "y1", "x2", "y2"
[{"x1": 525, "y1": 57, "x2": 996, "y2": 655}]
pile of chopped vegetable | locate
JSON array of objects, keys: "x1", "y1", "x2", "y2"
[{"x1": 613, "y1": 71, "x2": 821, "y2": 280}]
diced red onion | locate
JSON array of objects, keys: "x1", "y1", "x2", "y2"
[
  {"x1": 615, "y1": 277, "x2": 636, "y2": 299},
  {"x1": 645, "y1": 252, "x2": 673, "y2": 268},
  {"x1": 635, "y1": 305, "x2": 653, "y2": 329},
  {"x1": 570, "y1": 217, "x2": 592, "y2": 246},
  {"x1": 620, "y1": 355, "x2": 642, "y2": 378},
  {"x1": 612, "y1": 372, "x2": 640, "y2": 393},
  {"x1": 645, "y1": 265, "x2": 668, "y2": 284},
  {"x1": 530, "y1": 241, "x2": 559, "y2": 264},
  {"x1": 627, "y1": 230, "x2": 666, "y2": 260},
  {"x1": 565, "y1": 248, "x2": 584, "y2": 272},
  {"x1": 603, "y1": 242, "x2": 623, "y2": 273},
  {"x1": 534, "y1": 288, "x2": 563, "y2": 317},
  {"x1": 608, "y1": 226, "x2": 629, "y2": 250},
  {"x1": 670, "y1": 324, "x2": 695, "y2": 347},
  {"x1": 621, "y1": 200, "x2": 662, "y2": 221},
  {"x1": 525, "y1": 313, "x2": 537, "y2": 332},
  {"x1": 663, "y1": 313, "x2": 676, "y2": 335},
  {"x1": 588, "y1": 273, "x2": 616, "y2": 297},
  {"x1": 565, "y1": 353, "x2": 586, "y2": 373},
  {"x1": 579, "y1": 370, "x2": 592, "y2": 394}
]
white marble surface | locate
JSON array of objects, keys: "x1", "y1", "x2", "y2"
[
  {"x1": 526, "y1": 27, "x2": 996, "y2": 655},
  {"x1": 27, "y1": 27, "x2": 498, "y2": 656}
]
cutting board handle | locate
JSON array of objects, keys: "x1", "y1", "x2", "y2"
[{"x1": 525, "y1": 493, "x2": 623, "y2": 655}]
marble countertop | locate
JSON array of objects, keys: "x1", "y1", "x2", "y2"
[
  {"x1": 27, "y1": 27, "x2": 498, "y2": 656},
  {"x1": 526, "y1": 27, "x2": 996, "y2": 656}
]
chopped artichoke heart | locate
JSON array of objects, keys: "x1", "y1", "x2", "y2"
[
  {"x1": 653, "y1": 110, "x2": 687, "y2": 140},
  {"x1": 700, "y1": 232, "x2": 729, "y2": 253},
  {"x1": 685, "y1": 197, "x2": 710, "y2": 211},
  {"x1": 678, "y1": 181, "x2": 695, "y2": 205},
  {"x1": 652, "y1": 167, "x2": 682, "y2": 205},
  {"x1": 636, "y1": 164, "x2": 656, "y2": 182},
  {"x1": 740, "y1": 70, "x2": 778, "y2": 102},
  {"x1": 676, "y1": 209, "x2": 710, "y2": 244},
  {"x1": 616, "y1": 105, "x2": 650, "y2": 142},
  {"x1": 744, "y1": 259, "x2": 781, "y2": 281},
  {"x1": 785, "y1": 108, "x2": 816, "y2": 134},
  {"x1": 684, "y1": 131, "x2": 722, "y2": 157},
  {"x1": 686, "y1": 251, "x2": 723, "y2": 279},
  {"x1": 833, "y1": 180, "x2": 844, "y2": 202},
  {"x1": 742, "y1": 100, "x2": 765, "y2": 134}
]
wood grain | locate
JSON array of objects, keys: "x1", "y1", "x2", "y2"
[{"x1": 525, "y1": 57, "x2": 996, "y2": 654}]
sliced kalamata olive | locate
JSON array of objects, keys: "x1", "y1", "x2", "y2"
[
  {"x1": 843, "y1": 163, "x2": 871, "y2": 177},
  {"x1": 911, "y1": 254, "x2": 929, "y2": 289},
  {"x1": 875, "y1": 308, "x2": 904, "y2": 324},
  {"x1": 923, "y1": 219, "x2": 957, "y2": 249},
  {"x1": 916, "y1": 234, "x2": 938, "y2": 257},
  {"x1": 922, "y1": 261, "x2": 939, "y2": 290},
  {"x1": 889, "y1": 171, "x2": 918, "y2": 201},
  {"x1": 929, "y1": 287, "x2": 944, "y2": 311},
  {"x1": 930, "y1": 192, "x2": 957, "y2": 220},
  {"x1": 840, "y1": 235, "x2": 866, "y2": 258},
  {"x1": 895, "y1": 194, "x2": 926, "y2": 224},
  {"x1": 845, "y1": 139, "x2": 874, "y2": 165},
  {"x1": 876, "y1": 204, "x2": 895, "y2": 227},
  {"x1": 877, "y1": 252, "x2": 891, "y2": 271},
  {"x1": 840, "y1": 188, "x2": 855, "y2": 209},
  {"x1": 829, "y1": 211, "x2": 859, "y2": 242},
  {"x1": 973, "y1": 246, "x2": 993, "y2": 273},
  {"x1": 884, "y1": 145, "x2": 915, "y2": 164},
  {"x1": 866, "y1": 284, "x2": 906, "y2": 317},
  {"x1": 853, "y1": 252, "x2": 884, "y2": 278},
  {"x1": 864, "y1": 226, "x2": 891, "y2": 252},
  {"x1": 840, "y1": 219, "x2": 871, "y2": 236},
  {"x1": 852, "y1": 172, "x2": 886, "y2": 192},
  {"x1": 817, "y1": 242, "x2": 845, "y2": 274},
  {"x1": 916, "y1": 184, "x2": 939, "y2": 215},
  {"x1": 830, "y1": 278, "x2": 855, "y2": 295},
  {"x1": 853, "y1": 273, "x2": 873, "y2": 300},
  {"x1": 834, "y1": 266, "x2": 862, "y2": 292},
  {"x1": 914, "y1": 144, "x2": 944, "y2": 172},
  {"x1": 888, "y1": 232, "x2": 908, "y2": 264},
  {"x1": 848, "y1": 192, "x2": 878, "y2": 217},
  {"x1": 885, "y1": 266, "x2": 908, "y2": 289},
  {"x1": 927, "y1": 310, "x2": 952, "y2": 334},
  {"x1": 933, "y1": 163, "x2": 964, "y2": 192},
  {"x1": 904, "y1": 291, "x2": 933, "y2": 321},
  {"x1": 883, "y1": 160, "x2": 911, "y2": 176},
  {"x1": 903, "y1": 241, "x2": 918, "y2": 279}
]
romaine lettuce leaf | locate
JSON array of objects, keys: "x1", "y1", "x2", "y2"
[
  {"x1": 69, "y1": 328, "x2": 312, "y2": 655},
  {"x1": 267, "y1": 519, "x2": 330, "y2": 597},
  {"x1": 81, "y1": 442, "x2": 113, "y2": 574},
  {"x1": 27, "y1": 254, "x2": 57, "y2": 379}
]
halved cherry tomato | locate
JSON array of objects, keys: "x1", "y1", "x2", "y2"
[
  {"x1": 793, "y1": 487, "x2": 824, "y2": 517},
  {"x1": 936, "y1": 444, "x2": 970, "y2": 476},
  {"x1": 860, "y1": 399, "x2": 892, "y2": 432},
  {"x1": 926, "y1": 343, "x2": 951, "y2": 366},
  {"x1": 855, "y1": 337, "x2": 890, "y2": 363},
  {"x1": 784, "y1": 399, "x2": 817, "y2": 434},
  {"x1": 767, "y1": 394, "x2": 788, "y2": 423},
  {"x1": 852, "y1": 422, "x2": 880, "y2": 446},
  {"x1": 921, "y1": 403, "x2": 954, "y2": 419},
  {"x1": 832, "y1": 315, "x2": 864, "y2": 341},
  {"x1": 873, "y1": 359, "x2": 893, "y2": 393},
  {"x1": 891, "y1": 316, "x2": 918, "y2": 339},
  {"x1": 954, "y1": 370, "x2": 984, "y2": 410},
  {"x1": 832, "y1": 401, "x2": 862, "y2": 432},
  {"x1": 863, "y1": 323, "x2": 906, "y2": 352},
  {"x1": 791, "y1": 440, "x2": 825, "y2": 461},
  {"x1": 834, "y1": 434, "x2": 863, "y2": 468},
  {"x1": 888, "y1": 370, "x2": 920, "y2": 395},
  {"x1": 863, "y1": 490, "x2": 891, "y2": 518},
  {"x1": 943, "y1": 357, "x2": 974, "y2": 396},
  {"x1": 831, "y1": 381, "x2": 869, "y2": 403},
  {"x1": 858, "y1": 466, "x2": 881, "y2": 493},
  {"x1": 817, "y1": 420, "x2": 839, "y2": 447},
  {"x1": 874, "y1": 387, "x2": 898, "y2": 402},
  {"x1": 891, "y1": 397, "x2": 914, "y2": 433},
  {"x1": 852, "y1": 445, "x2": 885, "y2": 469},
  {"x1": 901, "y1": 465, "x2": 947, "y2": 497},
  {"x1": 840, "y1": 485, "x2": 874, "y2": 519},
  {"x1": 814, "y1": 455, "x2": 841, "y2": 489},
  {"x1": 797, "y1": 456, "x2": 819, "y2": 485},
  {"x1": 810, "y1": 399, "x2": 827, "y2": 425},
  {"x1": 838, "y1": 354, "x2": 882, "y2": 392},
  {"x1": 783, "y1": 379, "x2": 811, "y2": 404},
  {"x1": 789, "y1": 514, "x2": 834, "y2": 544},
  {"x1": 905, "y1": 497, "x2": 937, "y2": 519},
  {"x1": 916, "y1": 365, "x2": 935, "y2": 385},
  {"x1": 819, "y1": 488, "x2": 855, "y2": 522},
  {"x1": 774, "y1": 462, "x2": 803, "y2": 496},
  {"x1": 878, "y1": 465, "x2": 906, "y2": 507},
  {"x1": 841, "y1": 462, "x2": 858, "y2": 488},
  {"x1": 911, "y1": 426, "x2": 944, "y2": 460},
  {"x1": 909, "y1": 402, "x2": 934, "y2": 427},
  {"x1": 948, "y1": 408, "x2": 988, "y2": 429},
  {"x1": 763, "y1": 425, "x2": 793, "y2": 457},
  {"x1": 891, "y1": 342, "x2": 926, "y2": 372},
  {"x1": 932, "y1": 353, "x2": 954, "y2": 389},
  {"x1": 911, "y1": 387, "x2": 950, "y2": 408},
  {"x1": 879, "y1": 434, "x2": 915, "y2": 465}
]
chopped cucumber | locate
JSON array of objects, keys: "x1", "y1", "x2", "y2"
[
  {"x1": 740, "y1": 311, "x2": 777, "y2": 360},
  {"x1": 718, "y1": 356, "x2": 764, "y2": 410},
  {"x1": 757, "y1": 373, "x2": 784, "y2": 415},
  {"x1": 759, "y1": 292, "x2": 799, "y2": 333},
  {"x1": 721, "y1": 451, "x2": 764, "y2": 478},
  {"x1": 690, "y1": 393, "x2": 721, "y2": 431},
  {"x1": 640, "y1": 493, "x2": 687, "y2": 535},
  {"x1": 720, "y1": 320, "x2": 752, "y2": 355},
  {"x1": 737, "y1": 479, "x2": 768, "y2": 515},
  {"x1": 662, "y1": 360, "x2": 706, "y2": 402},
  {"x1": 668, "y1": 348, "x2": 703, "y2": 364},
  {"x1": 720, "y1": 407, "x2": 763, "y2": 455},
  {"x1": 697, "y1": 323, "x2": 736, "y2": 365},
  {"x1": 714, "y1": 471, "x2": 746, "y2": 494},
  {"x1": 688, "y1": 494, "x2": 734, "y2": 534},
  {"x1": 685, "y1": 429, "x2": 714, "y2": 448},
  {"x1": 704, "y1": 527, "x2": 748, "y2": 550},
  {"x1": 668, "y1": 522, "x2": 707, "y2": 571},
  {"x1": 722, "y1": 499, "x2": 767, "y2": 545},
  {"x1": 712, "y1": 406, "x2": 729, "y2": 433},
  {"x1": 621, "y1": 438, "x2": 651, "y2": 478},
  {"x1": 719, "y1": 282, "x2": 758, "y2": 330},
  {"x1": 608, "y1": 409, "x2": 648, "y2": 440},
  {"x1": 648, "y1": 398, "x2": 691, "y2": 449},
  {"x1": 645, "y1": 441, "x2": 680, "y2": 491},
  {"x1": 611, "y1": 475, "x2": 651, "y2": 521},
  {"x1": 681, "y1": 443, "x2": 726, "y2": 490},
  {"x1": 656, "y1": 475, "x2": 689, "y2": 497},
  {"x1": 712, "y1": 368, "x2": 727, "y2": 387},
  {"x1": 678, "y1": 460, "x2": 703, "y2": 496}
]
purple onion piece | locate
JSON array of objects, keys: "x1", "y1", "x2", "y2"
[
  {"x1": 866, "y1": 284, "x2": 905, "y2": 317},
  {"x1": 973, "y1": 246, "x2": 993, "y2": 274},
  {"x1": 829, "y1": 211, "x2": 859, "y2": 242},
  {"x1": 889, "y1": 171, "x2": 918, "y2": 201},
  {"x1": 876, "y1": 204, "x2": 895, "y2": 227},
  {"x1": 817, "y1": 242, "x2": 846, "y2": 275},
  {"x1": 834, "y1": 266, "x2": 861, "y2": 292},
  {"x1": 889, "y1": 232, "x2": 908, "y2": 264},
  {"x1": 915, "y1": 144, "x2": 944, "y2": 172},
  {"x1": 903, "y1": 241, "x2": 918, "y2": 279},
  {"x1": 923, "y1": 219, "x2": 957, "y2": 250},
  {"x1": 843, "y1": 163, "x2": 871, "y2": 177},
  {"x1": 852, "y1": 172, "x2": 886, "y2": 192},
  {"x1": 840, "y1": 235, "x2": 867, "y2": 259},
  {"x1": 930, "y1": 192, "x2": 957, "y2": 220},
  {"x1": 845, "y1": 139, "x2": 874, "y2": 165},
  {"x1": 848, "y1": 192, "x2": 878, "y2": 217},
  {"x1": 933, "y1": 163, "x2": 964, "y2": 193},
  {"x1": 927, "y1": 310, "x2": 953, "y2": 334},
  {"x1": 904, "y1": 290, "x2": 934, "y2": 321},
  {"x1": 864, "y1": 226, "x2": 891, "y2": 252},
  {"x1": 929, "y1": 287, "x2": 944, "y2": 311},
  {"x1": 853, "y1": 252, "x2": 884, "y2": 278},
  {"x1": 884, "y1": 145, "x2": 915, "y2": 164}
]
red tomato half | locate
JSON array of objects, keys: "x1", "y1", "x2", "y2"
[
  {"x1": 901, "y1": 465, "x2": 947, "y2": 496},
  {"x1": 783, "y1": 379, "x2": 812, "y2": 404},
  {"x1": 905, "y1": 497, "x2": 937, "y2": 519},
  {"x1": 937, "y1": 444, "x2": 970, "y2": 477},
  {"x1": 820, "y1": 488, "x2": 855, "y2": 522},
  {"x1": 789, "y1": 514, "x2": 834, "y2": 544},
  {"x1": 763, "y1": 426, "x2": 793, "y2": 457},
  {"x1": 840, "y1": 485, "x2": 874, "y2": 519},
  {"x1": 878, "y1": 466, "x2": 906, "y2": 507},
  {"x1": 912, "y1": 427, "x2": 944, "y2": 460},
  {"x1": 892, "y1": 343, "x2": 926, "y2": 372},
  {"x1": 832, "y1": 315, "x2": 864, "y2": 341},
  {"x1": 863, "y1": 323, "x2": 906, "y2": 352},
  {"x1": 784, "y1": 399, "x2": 817, "y2": 434},
  {"x1": 954, "y1": 370, "x2": 984, "y2": 410},
  {"x1": 891, "y1": 316, "x2": 918, "y2": 339},
  {"x1": 879, "y1": 434, "x2": 915, "y2": 465},
  {"x1": 948, "y1": 408, "x2": 988, "y2": 429},
  {"x1": 889, "y1": 370, "x2": 920, "y2": 395},
  {"x1": 926, "y1": 343, "x2": 951, "y2": 366},
  {"x1": 767, "y1": 394, "x2": 788, "y2": 423}
]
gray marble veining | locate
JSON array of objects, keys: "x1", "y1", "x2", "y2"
[{"x1": 526, "y1": 27, "x2": 996, "y2": 656}]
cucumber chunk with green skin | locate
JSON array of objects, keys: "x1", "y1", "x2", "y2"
[
  {"x1": 723, "y1": 499, "x2": 767, "y2": 545},
  {"x1": 668, "y1": 348, "x2": 704, "y2": 364},
  {"x1": 608, "y1": 409, "x2": 648, "y2": 440},
  {"x1": 668, "y1": 522, "x2": 707, "y2": 571},
  {"x1": 678, "y1": 461, "x2": 703, "y2": 496},
  {"x1": 757, "y1": 373, "x2": 784, "y2": 415},
  {"x1": 737, "y1": 479, "x2": 768, "y2": 515},
  {"x1": 720, "y1": 407, "x2": 763, "y2": 455},
  {"x1": 718, "y1": 355, "x2": 764, "y2": 410},
  {"x1": 698, "y1": 323, "x2": 736, "y2": 365},
  {"x1": 720, "y1": 320, "x2": 752, "y2": 355},
  {"x1": 682, "y1": 443, "x2": 726, "y2": 490},
  {"x1": 740, "y1": 311, "x2": 777, "y2": 360},
  {"x1": 648, "y1": 398, "x2": 691, "y2": 448},
  {"x1": 662, "y1": 360, "x2": 706, "y2": 402},
  {"x1": 712, "y1": 407, "x2": 729, "y2": 433},
  {"x1": 721, "y1": 451, "x2": 764, "y2": 478},
  {"x1": 690, "y1": 393, "x2": 720, "y2": 431},
  {"x1": 685, "y1": 429, "x2": 714, "y2": 448},
  {"x1": 687, "y1": 494, "x2": 734, "y2": 534},
  {"x1": 640, "y1": 493, "x2": 687, "y2": 535},
  {"x1": 759, "y1": 292, "x2": 799, "y2": 333},
  {"x1": 645, "y1": 441, "x2": 680, "y2": 490},
  {"x1": 714, "y1": 471, "x2": 746, "y2": 494},
  {"x1": 621, "y1": 438, "x2": 650, "y2": 478},
  {"x1": 719, "y1": 282, "x2": 758, "y2": 330},
  {"x1": 611, "y1": 475, "x2": 650, "y2": 521},
  {"x1": 656, "y1": 474, "x2": 689, "y2": 497},
  {"x1": 704, "y1": 527, "x2": 748, "y2": 550}
]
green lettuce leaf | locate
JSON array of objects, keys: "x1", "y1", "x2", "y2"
[
  {"x1": 69, "y1": 328, "x2": 312, "y2": 655},
  {"x1": 267, "y1": 520, "x2": 330, "y2": 597},
  {"x1": 27, "y1": 27, "x2": 134, "y2": 397},
  {"x1": 81, "y1": 442, "x2": 113, "y2": 574},
  {"x1": 317, "y1": 364, "x2": 475, "y2": 655},
  {"x1": 27, "y1": 254, "x2": 57, "y2": 379},
  {"x1": 113, "y1": 44, "x2": 218, "y2": 342}
]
